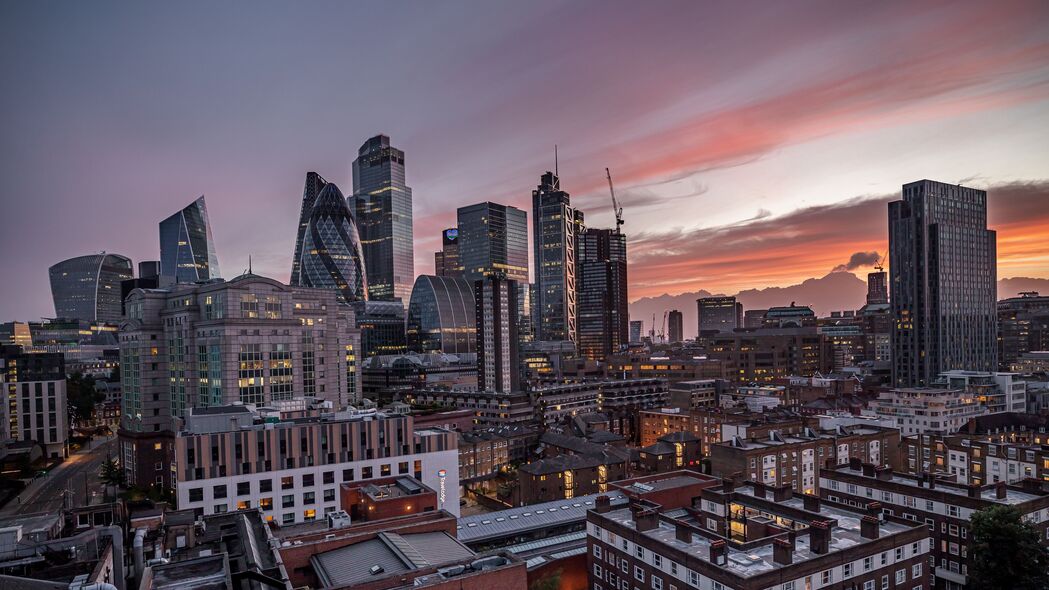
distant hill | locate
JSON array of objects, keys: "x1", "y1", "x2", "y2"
[
  {"x1": 630, "y1": 272, "x2": 1049, "y2": 340},
  {"x1": 629, "y1": 271, "x2": 867, "y2": 340}
]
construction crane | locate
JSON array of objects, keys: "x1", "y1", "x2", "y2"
[
  {"x1": 605, "y1": 168, "x2": 624, "y2": 232},
  {"x1": 659, "y1": 311, "x2": 669, "y2": 343}
]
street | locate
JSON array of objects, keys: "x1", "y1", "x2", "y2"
[{"x1": 0, "y1": 437, "x2": 118, "y2": 517}]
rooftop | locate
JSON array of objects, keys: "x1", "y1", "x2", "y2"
[
  {"x1": 831, "y1": 464, "x2": 1044, "y2": 506},
  {"x1": 311, "y1": 531, "x2": 474, "y2": 588},
  {"x1": 456, "y1": 491, "x2": 628, "y2": 544}
]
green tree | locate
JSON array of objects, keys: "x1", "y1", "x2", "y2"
[
  {"x1": 969, "y1": 504, "x2": 1049, "y2": 590},
  {"x1": 98, "y1": 455, "x2": 125, "y2": 499},
  {"x1": 67, "y1": 372, "x2": 102, "y2": 427}
]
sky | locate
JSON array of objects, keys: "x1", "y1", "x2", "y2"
[{"x1": 1, "y1": 0, "x2": 1048, "y2": 321}]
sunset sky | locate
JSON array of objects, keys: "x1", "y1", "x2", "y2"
[{"x1": 1, "y1": 0, "x2": 1048, "y2": 320}]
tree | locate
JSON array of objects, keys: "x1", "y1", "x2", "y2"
[
  {"x1": 67, "y1": 372, "x2": 102, "y2": 427},
  {"x1": 969, "y1": 504, "x2": 1049, "y2": 590},
  {"x1": 98, "y1": 455, "x2": 125, "y2": 499}
]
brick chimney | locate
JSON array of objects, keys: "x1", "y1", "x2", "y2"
[
  {"x1": 596, "y1": 495, "x2": 612, "y2": 513},
  {"x1": 636, "y1": 508, "x2": 659, "y2": 532},
  {"x1": 722, "y1": 476, "x2": 737, "y2": 493},
  {"x1": 875, "y1": 466, "x2": 893, "y2": 481},
  {"x1": 809, "y1": 520, "x2": 831, "y2": 554},
  {"x1": 849, "y1": 457, "x2": 862, "y2": 470},
  {"x1": 927, "y1": 474, "x2": 936, "y2": 490},
  {"x1": 802, "y1": 493, "x2": 821, "y2": 512},
  {"x1": 860, "y1": 515, "x2": 880, "y2": 539},
  {"x1": 866, "y1": 501, "x2": 882, "y2": 518},
  {"x1": 862, "y1": 463, "x2": 876, "y2": 477},
  {"x1": 675, "y1": 521, "x2": 693, "y2": 543},
  {"x1": 773, "y1": 537, "x2": 793, "y2": 565},
  {"x1": 967, "y1": 485, "x2": 980, "y2": 499},
  {"x1": 752, "y1": 481, "x2": 767, "y2": 499},
  {"x1": 996, "y1": 481, "x2": 1007, "y2": 499},
  {"x1": 773, "y1": 484, "x2": 793, "y2": 502},
  {"x1": 709, "y1": 539, "x2": 727, "y2": 566}
]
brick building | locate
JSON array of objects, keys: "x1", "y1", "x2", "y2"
[
  {"x1": 902, "y1": 433, "x2": 1049, "y2": 485},
  {"x1": 640, "y1": 407, "x2": 805, "y2": 456},
  {"x1": 517, "y1": 453, "x2": 627, "y2": 505},
  {"x1": 709, "y1": 425, "x2": 901, "y2": 494},
  {"x1": 339, "y1": 476, "x2": 438, "y2": 522},
  {"x1": 820, "y1": 460, "x2": 1049, "y2": 589}
]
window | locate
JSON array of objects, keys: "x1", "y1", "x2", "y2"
[
  {"x1": 652, "y1": 576, "x2": 663, "y2": 590},
  {"x1": 189, "y1": 488, "x2": 203, "y2": 502},
  {"x1": 635, "y1": 546, "x2": 643, "y2": 559},
  {"x1": 653, "y1": 554, "x2": 662, "y2": 568},
  {"x1": 896, "y1": 570, "x2": 906, "y2": 584},
  {"x1": 594, "y1": 546, "x2": 602, "y2": 559},
  {"x1": 213, "y1": 485, "x2": 227, "y2": 499},
  {"x1": 281, "y1": 476, "x2": 293, "y2": 490},
  {"x1": 259, "y1": 497, "x2": 272, "y2": 510},
  {"x1": 260, "y1": 480, "x2": 273, "y2": 493},
  {"x1": 282, "y1": 513, "x2": 295, "y2": 525},
  {"x1": 302, "y1": 473, "x2": 315, "y2": 487},
  {"x1": 634, "y1": 565, "x2": 644, "y2": 582},
  {"x1": 323, "y1": 489, "x2": 335, "y2": 502},
  {"x1": 863, "y1": 581, "x2": 874, "y2": 590},
  {"x1": 822, "y1": 570, "x2": 832, "y2": 584},
  {"x1": 343, "y1": 468, "x2": 354, "y2": 481},
  {"x1": 282, "y1": 495, "x2": 294, "y2": 508},
  {"x1": 864, "y1": 556, "x2": 873, "y2": 571},
  {"x1": 323, "y1": 471, "x2": 335, "y2": 484},
  {"x1": 594, "y1": 564, "x2": 603, "y2": 578},
  {"x1": 303, "y1": 509, "x2": 317, "y2": 521},
  {"x1": 304, "y1": 492, "x2": 316, "y2": 505},
  {"x1": 237, "y1": 482, "x2": 250, "y2": 496},
  {"x1": 912, "y1": 563, "x2": 922, "y2": 578},
  {"x1": 844, "y1": 563, "x2": 853, "y2": 578}
]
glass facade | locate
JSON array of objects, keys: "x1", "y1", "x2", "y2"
[
  {"x1": 577, "y1": 228, "x2": 628, "y2": 361},
  {"x1": 406, "y1": 275, "x2": 475, "y2": 354},
  {"x1": 48, "y1": 252, "x2": 133, "y2": 323},
  {"x1": 350, "y1": 300, "x2": 408, "y2": 358},
  {"x1": 291, "y1": 172, "x2": 329, "y2": 287},
  {"x1": 435, "y1": 227, "x2": 462, "y2": 277},
  {"x1": 889, "y1": 179, "x2": 997, "y2": 386},
  {"x1": 159, "y1": 195, "x2": 221, "y2": 284},
  {"x1": 532, "y1": 172, "x2": 582, "y2": 342},
  {"x1": 299, "y1": 182, "x2": 368, "y2": 304},
  {"x1": 352, "y1": 135, "x2": 414, "y2": 305}
]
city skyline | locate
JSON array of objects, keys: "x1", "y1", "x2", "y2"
[{"x1": 2, "y1": 1, "x2": 1049, "y2": 321}]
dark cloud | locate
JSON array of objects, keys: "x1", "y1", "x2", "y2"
[{"x1": 833, "y1": 251, "x2": 882, "y2": 273}]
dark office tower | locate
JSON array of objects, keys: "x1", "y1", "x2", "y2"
[
  {"x1": 457, "y1": 202, "x2": 529, "y2": 284},
  {"x1": 532, "y1": 172, "x2": 582, "y2": 342},
  {"x1": 475, "y1": 276, "x2": 520, "y2": 393},
  {"x1": 49, "y1": 253, "x2": 133, "y2": 323},
  {"x1": 291, "y1": 172, "x2": 329, "y2": 286},
  {"x1": 352, "y1": 135, "x2": 414, "y2": 305},
  {"x1": 298, "y1": 182, "x2": 369, "y2": 304},
  {"x1": 350, "y1": 300, "x2": 408, "y2": 358},
  {"x1": 138, "y1": 261, "x2": 160, "y2": 279},
  {"x1": 159, "y1": 196, "x2": 221, "y2": 284},
  {"x1": 667, "y1": 310, "x2": 684, "y2": 343},
  {"x1": 576, "y1": 228, "x2": 628, "y2": 361},
  {"x1": 889, "y1": 180, "x2": 997, "y2": 387},
  {"x1": 121, "y1": 261, "x2": 161, "y2": 315},
  {"x1": 629, "y1": 320, "x2": 643, "y2": 343},
  {"x1": 866, "y1": 270, "x2": 889, "y2": 305},
  {"x1": 697, "y1": 296, "x2": 742, "y2": 333},
  {"x1": 434, "y1": 228, "x2": 462, "y2": 277}
]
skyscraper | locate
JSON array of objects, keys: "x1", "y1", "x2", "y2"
[
  {"x1": 49, "y1": 252, "x2": 133, "y2": 323},
  {"x1": 434, "y1": 228, "x2": 462, "y2": 277},
  {"x1": 475, "y1": 276, "x2": 520, "y2": 393},
  {"x1": 576, "y1": 228, "x2": 628, "y2": 361},
  {"x1": 406, "y1": 275, "x2": 476, "y2": 354},
  {"x1": 697, "y1": 296, "x2": 742, "y2": 333},
  {"x1": 297, "y1": 182, "x2": 368, "y2": 304},
  {"x1": 866, "y1": 269, "x2": 888, "y2": 305},
  {"x1": 532, "y1": 172, "x2": 582, "y2": 342},
  {"x1": 352, "y1": 134, "x2": 414, "y2": 305},
  {"x1": 291, "y1": 172, "x2": 329, "y2": 286},
  {"x1": 889, "y1": 180, "x2": 997, "y2": 386},
  {"x1": 159, "y1": 195, "x2": 221, "y2": 284},
  {"x1": 629, "y1": 320, "x2": 643, "y2": 343},
  {"x1": 457, "y1": 202, "x2": 529, "y2": 284},
  {"x1": 668, "y1": 310, "x2": 684, "y2": 343}
]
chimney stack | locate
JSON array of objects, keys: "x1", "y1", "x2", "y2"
[
  {"x1": 967, "y1": 485, "x2": 980, "y2": 499},
  {"x1": 928, "y1": 474, "x2": 936, "y2": 490},
  {"x1": 866, "y1": 501, "x2": 882, "y2": 518},
  {"x1": 849, "y1": 457, "x2": 862, "y2": 470},
  {"x1": 875, "y1": 466, "x2": 893, "y2": 481},
  {"x1": 722, "y1": 476, "x2": 737, "y2": 493},
  {"x1": 860, "y1": 515, "x2": 880, "y2": 539},
  {"x1": 636, "y1": 508, "x2": 659, "y2": 532},
  {"x1": 752, "y1": 481, "x2": 768, "y2": 499},
  {"x1": 773, "y1": 484, "x2": 793, "y2": 502},
  {"x1": 675, "y1": 522, "x2": 693, "y2": 543},
  {"x1": 596, "y1": 495, "x2": 612, "y2": 513},
  {"x1": 809, "y1": 520, "x2": 831, "y2": 554},
  {"x1": 862, "y1": 463, "x2": 876, "y2": 477},
  {"x1": 996, "y1": 481, "x2": 1007, "y2": 500},
  {"x1": 709, "y1": 539, "x2": 727, "y2": 565},
  {"x1": 802, "y1": 493, "x2": 821, "y2": 513},
  {"x1": 773, "y1": 537, "x2": 793, "y2": 565}
]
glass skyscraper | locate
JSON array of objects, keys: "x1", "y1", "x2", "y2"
[
  {"x1": 532, "y1": 172, "x2": 583, "y2": 342},
  {"x1": 291, "y1": 171, "x2": 329, "y2": 286},
  {"x1": 159, "y1": 195, "x2": 221, "y2": 284},
  {"x1": 457, "y1": 202, "x2": 529, "y2": 285},
  {"x1": 576, "y1": 228, "x2": 627, "y2": 361},
  {"x1": 889, "y1": 179, "x2": 997, "y2": 386},
  {"x1": 352, "y1": 134, "x2": 414, "y2": 305},
  {"x1": 48, "y1": 252, "x2": 133, "y2": 323},
  {"x1": 298, "y1": 182, "x2": 368, "y2": 304}
]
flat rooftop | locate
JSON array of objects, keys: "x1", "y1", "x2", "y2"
[
  {"x1": 833, "y1": 465, "x2": 1042, "y2": 505},
  {"x1": 456, "y1": 491, "x2": 628, "y2": 544}
]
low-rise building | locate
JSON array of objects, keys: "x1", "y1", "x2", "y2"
[
  {"x1": 518, "y1": 453, "x2": 627, "y2": 505},
  {"x1": 587, "y1": 476, "x2": 932, "y2": 590},
  {"x1": 820, "y1": 460, "x2": 1049, "y2": 589},
  {"x1": 902, "y1": 433, "x2": 1049, "y2": 485},
  {"x1": 174, "y1": 405, "x2": 460, "y2": 524},
  {"x1": 459, "y1": 429, "x2": 510, "y2": 482},
  {"x1": 709, "y1": 425, "x2": 901, "y2": 494},
  {"x1": 1, "y1": 346, "x2": 69, "y2": 458},
  {"x1": 868, "y1": 387, "x2": 988, "y2": 436},
  {"x1": 605, "y1": 354, "x2": 727, "y2": 384},
  {"x1": 640, "y1": 407, "x2": 805, "y2": 456}
]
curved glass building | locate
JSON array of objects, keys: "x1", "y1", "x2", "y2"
[
  {"x1": 159, "y1": 195, "x2": 221, "y2": 283},
  {"x1": 299, "y1": 182, "x2": 368, "y2": 304},
  {"x1": 49, "y1": 252, "x2": 133, "y2": 323},
  {"x1": 406, "y1": 275, "x2": 475, "y2": 354}
]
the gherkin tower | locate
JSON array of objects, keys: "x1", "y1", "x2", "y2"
[{"x1": 298, "y1": 181, "x2": 368, "y2": 304}]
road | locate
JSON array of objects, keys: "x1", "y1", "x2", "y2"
[{"x1": 0, "y1": 437, "x2": 118, "y2": 517}]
